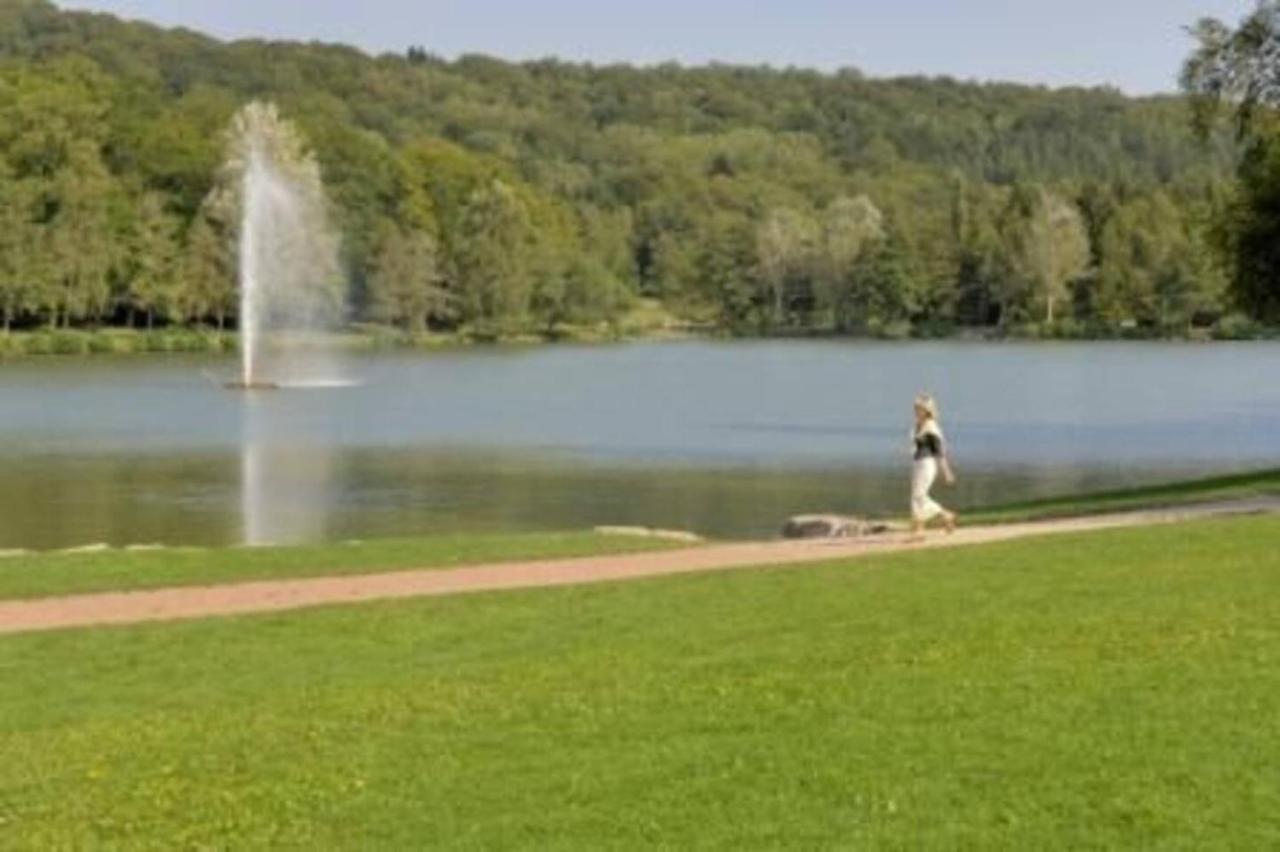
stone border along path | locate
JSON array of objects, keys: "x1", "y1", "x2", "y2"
[{"x1": 1, "y1": 500, "x2": 1276, "y2": 636}]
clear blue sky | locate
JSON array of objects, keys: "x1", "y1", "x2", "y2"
[{"x1": 58, "y1": 0, "x2": 1250, "y2": 94}]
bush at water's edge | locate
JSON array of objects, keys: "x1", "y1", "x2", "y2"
[
  {"x1": 0, "y1": 330, "x2": 237, "y2": 358},
  {"x1": 0, "y1": 317, "x2": 1277, "y2": 360}
]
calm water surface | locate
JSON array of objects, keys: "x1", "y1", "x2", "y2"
[{"x1": 1, "y1": 341, "x2": 1276, "y2": 549}]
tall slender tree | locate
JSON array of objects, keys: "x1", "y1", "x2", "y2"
[
  {"x1": 43, "y1": 141, "x2": 119, "y2": 327},
  {"x1": 452, "y1": 180, "x2": 536, "y2": 328},
  {"x1": 124, "y1": 192, "x2": 182, "y2": 329},
  {"x1": 999, "y1": 187, "x2": 1091, "y2": 325},
  {"x1": 755, "y1": 207, "x2": 817, "y2": 330},
  {"x1": 0, "y1": 170, "x2": 38, "y2": 332},
  {"x1": 367, "y1": 221, "x2": 449, "y2": 332},
  {"x1": 817, "y1": 195, "x2": 886, "y2": 332}
]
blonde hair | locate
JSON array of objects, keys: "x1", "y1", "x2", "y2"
[{"x1": 914, "y1": 393, "x2": 939, "y2": 420}]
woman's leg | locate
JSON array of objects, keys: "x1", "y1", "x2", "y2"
[{"x1": 911, "y1": 459, "x2": 943, "y2": 537}]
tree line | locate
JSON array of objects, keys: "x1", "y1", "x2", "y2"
[{"x1": 0, "y1": 0, "x2": 1264, "y2": 340}]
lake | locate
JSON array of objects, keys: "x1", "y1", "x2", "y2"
[{"x1": 1, "y1": 340, "x2": 1276, "y2": 550}]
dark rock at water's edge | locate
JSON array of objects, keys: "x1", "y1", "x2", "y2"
[{"x1": 782, "y1": 514, "x2": 893, "y2": 540}]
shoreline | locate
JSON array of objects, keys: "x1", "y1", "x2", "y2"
[
  {"x1": 2, "y1": 466, "x2": 1277, "y2": 561},
  {"x1": 1, "y1": 322, "x2": 1277, "y2": 360}
]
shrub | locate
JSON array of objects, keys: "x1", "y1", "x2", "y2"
[
  {"x1": 48, "y1": 331, "x2": 90, "y2": 355},
  {"x1": 1213, "y1": 312, "x2": 1264, "y2": 340}
]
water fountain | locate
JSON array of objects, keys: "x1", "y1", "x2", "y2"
[
  {"x1": 221, "y1": 102, "x2": 345, "y2": 390},
  {"x1": 215, "y1": 102, "x2": 349, "y2": 544}
]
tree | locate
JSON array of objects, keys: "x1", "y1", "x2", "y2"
[
  {"x1": 1217, "y1": 136, "x2": 1280, "y2": 323},
  {"x1": 0, "y1": 170, "x2": 38, "y2": 332},
  {"x1": 850, "y1": 231, "x2": 917, "y2": 335},
  {"x1": 1182, "y1": 3, "x2": 1280, "y2": 143},
  {"x1": 816, "y1": 195, "x2": 885, "y2": 332},
  {"x1": 754, "y1": 207, "x2": 817, "y2": 330},
  {"x1": 998, "y1": 186, "x2": 1090, "y2": 325},
  {"x1": 1183, "y1": 2, "x2": 1280, "y2": 322},
  {"x1": 579, "y1": 205, "x2": 638, "y2": 292},
  {"x1": 1092, "y1": 192, "x2": 1225, "y2": 332},
  {"x1": 42, "y1": 141, "x2": 120, "y2": 327},
  {"x1": 642, "y1": 231, "x2": 697, "y2": 302},
  {"x1": 452, "y1": 179, "x2": 536, "y2": 329},
  {"x1": 367, "y1": 221, "x2": 449, "y2": 332},
  {"x1": 698, "y1": 214, "x2": 758, "y2": 333},
  {"x1": 950, "y1": 183, "x2": 1004, "y2": 327},
  {"x1": 124, "y1": 192, "x2": 182, "y2": 328},
  {"x1": 531, "y1": 252, "x2": 630, "y2": 333},
  {"x1": 180, "y1": 211, "x2": 235, "y2": 328},
  {"x1": 0, "y1": 57, "x2": 119, "y2": 327}
]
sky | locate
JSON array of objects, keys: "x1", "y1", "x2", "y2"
[{"x1": 58, "y1": 0, "x2": 1252, "y2": 95}]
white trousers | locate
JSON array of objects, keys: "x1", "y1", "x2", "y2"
[{"x1": 911, "y1": 457, "x2": 946, "y2": 522}]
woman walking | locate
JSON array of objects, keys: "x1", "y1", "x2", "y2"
[{"x1": 911, "y1": 393, "x2": 957, "y2": 538}]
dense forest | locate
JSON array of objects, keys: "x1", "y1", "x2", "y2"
[{"x1": 0, "y1": 0, "x2": 1264, "y2": 343}]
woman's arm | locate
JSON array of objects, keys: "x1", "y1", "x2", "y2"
[{"x1": 938, "y1": 433, "x2": 957, "y2": 484}]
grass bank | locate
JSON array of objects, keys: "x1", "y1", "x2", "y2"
[
  {"x1": 4, "y1": 307, "x2": 1277, "y2": 359},
  {"x1": 0, "y1": 532, "x2": 684, "y2": 601},
  {"x1": 0, "y1": 328, "x2": 236, "y2": 357},
  {"x1": 1, "y1": 515, "x2": 1277, "y2": 847},
  {"x1": 0, "y1": 324, "x2": 695, "y2": 359},
  {"x1": 973, "y1": 467, "x2": 1280, "y2": 523},
  {"x1": 0, "y1": 301, "x2": 705, "y2": 358}
]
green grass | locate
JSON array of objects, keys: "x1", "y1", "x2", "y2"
[
  {"x1": 973, "y1": 467, "x2": 1280, "y2": 523},
  {"x1": 0, "y1": 318, "x2": 693, "y2": 360},
  {"x1": 0, "y1": 532, "x2": 684, "y2": 601},
  {"x1": 0, "y1": 328, "x2": 235, "y2": 357},
  {"x1": 1, "y1": 515, "x2": 1277, "y2": 847}
]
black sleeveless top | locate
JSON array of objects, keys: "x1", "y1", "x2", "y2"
[{"x1": 914, "y1": 431, "x2": 943, "y2": 461}]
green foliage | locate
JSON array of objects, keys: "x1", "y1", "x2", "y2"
[
  {"x1": 997, "y1": 186, "x2": 1091, "y2": 324},
  {"x1": 1213, "y1": 311, "x2": 1269, "y2": 340},
  {"x1": 452, "y1": 179, "x2": 537, "y2": 330},
  {"x1": 178, "y1": 211, "x2": 234, "y2": 328},
  {"x1": 122, "y1": 192, "x2": 181, "y2": 328},
  {"x1": 1219, "y1": 135, "x2": 1280, "y2": 323},
  {"x1": 1093, "y1": 191, "x2": 1226, "y2": 332},
  {"x1": 1182, "y1": 2, "x2": 1280, "y2": 323},
  {"x1": 0, "y1": 1, "x2": 1261, "y2": 340},
  {"x1": 1182, "y1": 2, "x2": 1280, "y2": 144},
  {"x1": 366, "y1": 220, "x2": 447, "y2": 331}
]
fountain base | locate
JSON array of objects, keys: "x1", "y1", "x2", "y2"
[{"x1": 224, "y1": 381, "x2": 281, "y2": 391}]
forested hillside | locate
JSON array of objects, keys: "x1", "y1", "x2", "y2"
[{"x1": 0, "y1": 0, "x2": 1249, "y2": 340}]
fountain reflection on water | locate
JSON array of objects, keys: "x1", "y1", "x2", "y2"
[{"x1": 240, "y1": 396, "x2": 338, "y2": 547}]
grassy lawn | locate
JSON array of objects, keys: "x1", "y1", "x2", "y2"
[
  {"x1": 1, "y1": 515, "x2": 1277, "y2": 847},
  {"x1": 973, "y1": 467, "x2": 1280, "y2": 523},
  {"x1": 0, "y1": 532, "x2": 684, "y2": 601}
]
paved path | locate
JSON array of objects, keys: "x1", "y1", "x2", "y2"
[{"x1": 1, "y1": 500, "x2": 1275, "y2": 636}]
